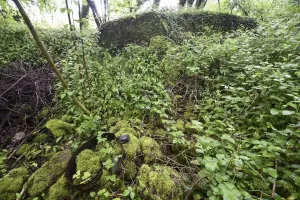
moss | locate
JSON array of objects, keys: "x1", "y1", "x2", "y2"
[
  {"x1": 107, "y1": 117, "x2": 119, "y2": 127},
  {"x1": 140, "y1": 137, "x2": 162, "y2": 163},
  {"x1": 33, "y1": 134, "x2": 48, "y2": 143},
  {"x1": 46, "y1": 175, "x2": 72, "y2": 200},
  {"x1": 137, "y1": 164, "x2": 184, "y2": 200},
  {"x1": 15, "y1": 143, "x2": 37, "y2": 156},
  {"x1": 76, "y1": 149, "x2": 101, "y2": 176},
  {"x1": 0, "y1": 167, "x2": 29, "y2": 200},
  {"x1": 122, "y1": 160, "x2": 137, "y2": 180},
  {"x1": 116, "y1": 127, "x2": 138, "y2": 137},
  {"x1": 174, "y1": 120, "x2": 185, "y2": 131},
  {"x1": 24, "y1": 149, "x2": 71, "y2": 197},
  {"x1": 109, "y1": 120, "x2": 129, "y2": 133},
  {"x1": 115, "y1": 132, "x2": 140, "y2": 159},
  {"x1": 155, "y1": 128, "x2": 167, "y2": 137},
  {"x1": 45, "y1": 119, "x2": 75, "y2": 138},
  {"x1": 61, "y1": 115, "x2": 73, "y2": 122}
]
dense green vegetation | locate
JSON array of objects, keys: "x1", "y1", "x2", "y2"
[{"x1": 0, "y1": 0, "x2": 299, "y2": 200}]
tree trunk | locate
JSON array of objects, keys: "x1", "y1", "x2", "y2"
[
  {"x1": 65, "y1": 0, "x2": 74, "y2": 31},
  {"x1": 195, "y1": 0, "x2": 208, "y2": 8},
  {"x1": 179, "y1": 0, "x2": 187, "y2": 7},
  {"x1": 87, "y1": 0, "x2": 102, "y2": 29},
  {"x1": 187, "y1": 0, "x2": 194, "y2": 7}
]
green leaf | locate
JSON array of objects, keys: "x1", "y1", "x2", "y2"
[
  {"x1": 282, "y1": 110, "x2": 295, "y2": 115},
  {"x1": 263, "y1": 168, "x2": 278, "y2": 178},
  {"x1": 123, "y1": 190, "x2": 130, "y2": 197},
  {"x1": 130, "y1": 192, "x2": 135, "y2": 199},
  {"x1": 205, "y1": 162, "x2": 218, "y2": 172},
  {"x1": 270, "y1": 108, "x2": 280, "y2": 115}
]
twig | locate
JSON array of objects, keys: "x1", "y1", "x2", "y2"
[
  {"x1": 184, "y1": 178, "x2": 203, "y2": 200},
  {"x1": 0, "y1": 74, "x2": 27, "y2": 97},
  {"x1": 272, "y1": 160, "x2": 278, "y2": 197},
  {"x1": 7, "y1": 118, "x2": 47, "y2": 161}
]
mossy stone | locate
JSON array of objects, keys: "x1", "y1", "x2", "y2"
[
  {"x1": 46, "y1": 175, "x2": 72, "y2": 200},
  {"x1": 115, "y1": 132, "x2": 140, "y2": 159},
  {"x1": 45, "y1": 119, "x2": 75, "y2": 138},
  {"x1": 24, "y1": 149, "x2": 71, "y2": 197},
  {"x1": 122, "y1": 160, "x2": 137, "y2": 180},
  {"x1": 116, "y1": 127, "x2": 138, "y2": 137},
  {"x1": 137, "y1": 165, "x2": 184, "y2": 200},
  {"x1": 33, "y1": 134, "x2": 48, "y2": 143},
  {"x1": 155, "y1": 128, "x2": 167, "y2": 137},
  {"x1": 76, "y1": 149, "x2": 101, "y2": 176},
  {"x1": 140, "y1": 136, "x2": 162, "y2": 163},
  {"x1": 109, "y1": 120, "x2": 129, "y2": 133},
  {"x1": 15, "y1": 143, "x2": 35, "y2": 156},
  {"x1": 0, "y1": 167, "x2": 29, "y2": 200}
]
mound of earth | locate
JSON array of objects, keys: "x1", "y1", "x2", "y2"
[{"x1": 99, "y1": 11, "x2": 256, "y2": 48}]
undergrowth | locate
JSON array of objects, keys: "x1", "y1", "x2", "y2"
[{"x1": 0, "y1": 3, "x2": 299, "y2": 200}]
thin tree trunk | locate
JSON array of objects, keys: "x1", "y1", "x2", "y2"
[
  {"x1": 87, "y1": 0, "x2": 102, "y2": 29},
  {"x1": 187, "y1": 0, "x2": 194, "y2": 7},
  {"x1": 78, "y1": 0, "x2": 83, "y2": 30},
  {"x1": 179, "y1": 0, "x2": 187, "y2": 7},
  {"x1": 12, "y1": 0, "x2": 91, "y2": 115},
  {"x1": 65, "y1": 0, "x2": 74, "y2": 31},
  {"x1": 195, "y1": 0, "x2": 208, "y2": 8}
]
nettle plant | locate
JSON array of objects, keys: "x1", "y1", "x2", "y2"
[
  {"x1": 161, "y1": 12, "x2": 300, "y2": 199},
  {"x1": 55, "y1": 39, "x2": 172, "y2": 135}
]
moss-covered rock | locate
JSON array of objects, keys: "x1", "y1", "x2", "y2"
[
  {"x1": 45, "y1": 119, "x2": 75, "y2": 138},
  {"x1": 109, "y1": 120, "x2": 129, "y2": 133},
  {"x1": 15, "y1": 143, "x2": 36, "y2": 156},
  {"x1": 76, "y1": 149, "x2": 101, "y2": 176},
  {"x1": 115, "y1": 132, "x2": 140, "y2": 159},
  {"x1": 24, "y1": 149, "x2": 71, "y2": 197},
  {"x1": 46, "y1": 175, "x2": 72, "y2": 200},
  {"x1": 32, "y1": 134, "x2": 49, "y2": 143},
  {"x1": 116, "y1": 127, "x2": 138, "y2": 137},
  {"x1": 140, "y1": 136, "x2": 162, "y2": 163},
  {"x1": 99, "y1": 11, "x2": 256, "y2": 48},
  {"x1": 122, "y1": 160, "x2": 137, "y2": 180},
  {"x1": 155, "y1": 128, "x2": 167, "y2": 137},
  {"x1": 0, "y1": 167, "x2": 29, "y2": 200},
  {"x1": 137, "y1": 165, "x2": 184, "y2": 200}
]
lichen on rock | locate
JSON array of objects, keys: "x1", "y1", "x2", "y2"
[
  {"x1": 45, "y1": 119, "x2": 75, "y2": 138},
  {"x1": 24, "y1": 149, "x2": 71, "y2": 197},
  {"x1": 137, "y1": 164, "x2": 184, "y2": 200},
  {"x1": 140, "y1": 136, "x2": 162, "y2": 163},
  {"x1": 46, "y1": 175, "x2": 72, "y2": 200},
  {"x1": 0, "y1": 167, "x2": 29, "y2": 200}
]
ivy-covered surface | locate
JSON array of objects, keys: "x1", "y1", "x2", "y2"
[
  {"x1": 0, "y1": 2, "x2": 300, "y2": 200},
  {"x1": 99, "y1": 11, "x2": 256, "y2": 48}
]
